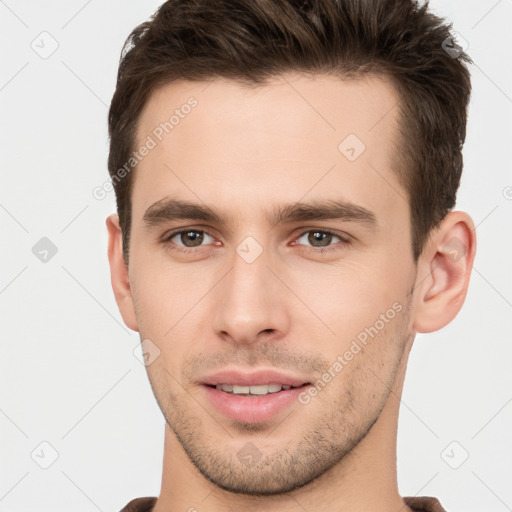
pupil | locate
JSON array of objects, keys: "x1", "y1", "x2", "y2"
[
  {"x1": 309, "y1": 231, "x2": 330, "y2": 247},
  {"x1": 183, "y1": 231, "x2": 203, "y2": 247}
]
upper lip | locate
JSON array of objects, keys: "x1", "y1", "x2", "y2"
[{"x1": 200, "y1": 369, "x2": 310, "y2": 387}]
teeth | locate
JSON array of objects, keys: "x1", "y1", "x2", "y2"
[
  {"x1": 214, "y1": 383, "x2": 299, "y2": 395},
  {"x1": 233, "y1": 385, "x2": 250, "y2": 394},
  {"x1": 250, "y1": 384, "x2": 282, "y2": 395}
]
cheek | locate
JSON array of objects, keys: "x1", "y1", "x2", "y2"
[
  {"x1": 285, "y1": 259, "x2": 411, "y2": 362},
  {"x1": 130, "y1": 256, "x2": 217, "y2": 369},
  {"x1": 131, "y1": 245, "x2": 200, "y2": 321}
]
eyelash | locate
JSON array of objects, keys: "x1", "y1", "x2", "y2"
[{"x1": 161, "y1": 227, "x2": 351, "y2": 255}]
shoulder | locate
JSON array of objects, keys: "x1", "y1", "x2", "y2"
[
  {"x1": 119, "y1": 497, "x2": 158, "y2": 512},
  {"x1": 403, "y1": 495, "x2": 448, "y2": 512}
]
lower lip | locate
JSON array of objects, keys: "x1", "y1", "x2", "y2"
[{"x1": 202, "y1": 385, "x2": 309, "y2": 423}]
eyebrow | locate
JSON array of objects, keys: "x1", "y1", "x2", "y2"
[{"x1": 143, "y1": 197, "x2": 377, "y2": 229}]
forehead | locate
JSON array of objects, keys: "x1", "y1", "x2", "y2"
[
  {"x1": 136, "y1": 72, "x2": 400, "y2": 148},
  {"x1": 131, "y1": 72, "x2": 405, "y2": 227}
]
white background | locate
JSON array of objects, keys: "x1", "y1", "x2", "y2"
[{"x1": 1, "y1": 1, "x2": 511, "y2": 511}]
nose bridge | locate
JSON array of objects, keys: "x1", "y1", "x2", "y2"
[
  {"x1": 212, "y1": 238, "x2": 288, "y2": 344},
  {"x1": 230, "y1": 243, "x2": 271, "y2": 299}
]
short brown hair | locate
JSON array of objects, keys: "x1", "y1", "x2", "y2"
[{"x1": 108, "y1": 0, "x2": 472, "y2": 264}]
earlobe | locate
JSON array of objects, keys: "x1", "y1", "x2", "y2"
[
  {"x1": 413, "y1": 211, "x2": 477, "y2": 333},
  {"x1": 106, "y1": 214, "x2": 139, "y2": 332}
]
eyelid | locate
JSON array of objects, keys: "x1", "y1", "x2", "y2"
[
  {"x1": 294, "y1": 227, "x2": 352, "y2": 244},
  {"x1": 160, "y1": 225, "x2": 217, "y2": 243}
]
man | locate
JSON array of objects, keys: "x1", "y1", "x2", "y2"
[{"x1": 106, "y1": 0, "x2": 475, "y2": 510}]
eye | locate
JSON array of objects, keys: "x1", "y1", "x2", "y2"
[
  {"x1": 163, "y1": 229, "x2": 215, "y2": 253},
  {"x1": 161, "y1": 227, "x2": 351, "y2": 255},
  {"x1": 294, "y1": 229, "x2": 351, "y2": 252}
]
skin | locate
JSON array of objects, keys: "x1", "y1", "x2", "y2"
[{"x1": 106, "y1": 73, "x2": 476, "y2": 512}]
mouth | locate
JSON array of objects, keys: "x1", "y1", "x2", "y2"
[
  {"x1": 200, "y1": 370, "x2": 313, "y2": 423},
  {"x1": 206, "y1": 382, "x2": 310, "y2": 396}
]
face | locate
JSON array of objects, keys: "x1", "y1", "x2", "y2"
[{"x1": 126, "y1": 73, "x2": 418, "y2": 494}]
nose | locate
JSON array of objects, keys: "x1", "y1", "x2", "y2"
[{"x1": 212, "y1": 243, "x2": 290, "y2": 347}]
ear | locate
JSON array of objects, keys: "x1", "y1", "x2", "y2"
[
  {"x1": 412, "y1": 211, "x2": 477, "y2": 333},
  {"x1": 106, "y1": 214, "x2": 139, "y2": 332}
]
